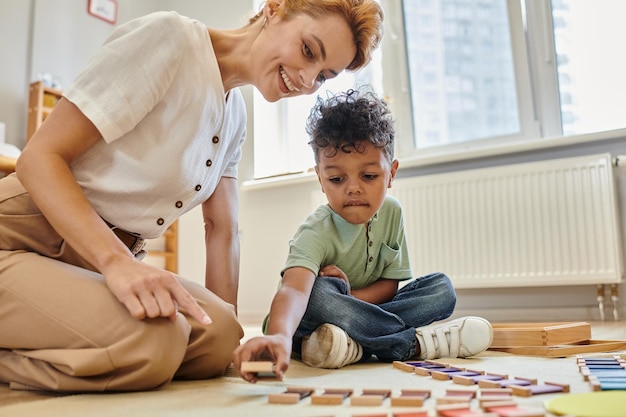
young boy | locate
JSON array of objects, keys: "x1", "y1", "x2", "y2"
[{"x1": 234, "y1": 89, "x2": 493, "y2": 382}]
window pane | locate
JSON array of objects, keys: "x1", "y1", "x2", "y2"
[
  {"x1": 403, "y1": 0, "x2": 519, "y2": 149},
  {"x1": 552, "y1": 0, "x2": 626, "y2": 135}
]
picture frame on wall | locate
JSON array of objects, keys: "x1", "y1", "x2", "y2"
[{"x1": 87, "y1": 0, "x2": 117, "y2": 25}]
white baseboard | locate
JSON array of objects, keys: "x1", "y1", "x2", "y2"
[{"x1": 453, "y1": 305, "x2": 618, "y2": 322}]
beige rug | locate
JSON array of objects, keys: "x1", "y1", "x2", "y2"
[{"x1": 1, "y1": 348, "x2": 625, "y2": 417}]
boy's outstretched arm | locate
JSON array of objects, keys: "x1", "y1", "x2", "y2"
[{"x1": 233, "y1": 267, "x2": 316, "y2": 383}]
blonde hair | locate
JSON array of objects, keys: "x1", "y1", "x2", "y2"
[{"x1": 250, "y1": 0, "x2": 383, "y2": 72}]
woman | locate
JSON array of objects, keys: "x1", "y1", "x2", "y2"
[{"x1": 0, "y1": 0, "x2": 382, "y2": 392}]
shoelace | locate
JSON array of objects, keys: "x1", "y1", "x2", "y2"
[{"x1": 420, "y1": 325, "x2": 460, "y2": 359}]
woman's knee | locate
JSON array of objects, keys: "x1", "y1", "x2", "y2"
[
  {"x1": 106, "y1": 317, "x2": 192, "y2": 390},
  {"x1": 174, "y1": 287, "x2": 243, "y2": 380}
]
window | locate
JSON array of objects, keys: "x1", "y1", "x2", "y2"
[
  {"x1": 252, "y1": 0, "x2": 626, "y2": 180},
  {"x1": 550, "y1": 0, "x2": 626, "y2": 135}
]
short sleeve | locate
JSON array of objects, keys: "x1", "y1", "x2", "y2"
[
  {"x1": 64, "y1": 12, "x2": 187, "y2": 142},
  {"x1": 281, "y1": 210, "x2": 333, "y2": 276}
]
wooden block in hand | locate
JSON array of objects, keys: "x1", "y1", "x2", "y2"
[{"x1": 241, "y1": 361, "x2": 277, "y2": 379}]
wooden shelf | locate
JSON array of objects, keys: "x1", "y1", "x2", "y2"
[
  {"x1": 163, "y1": 221, "x2": 178, "y2": 273},
  {"x1": 0, "y1": 155, "x2": 17, "y2": 175},
  {"x1": 147, "y1": 221, "x2": 178, "y2": 274},
  {"x1": 27, "y1": 81, "x2": 63, "y2": 142}
]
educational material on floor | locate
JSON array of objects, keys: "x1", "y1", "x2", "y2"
[
  {"x1": 577, "y1": 355, "x2": 626, "y2": 391},
  {"x1": 544, "y1": 391, "x2": 626, "y2": 417},
  {"x1": 490, "y1": 322, "x2": 592, "y2": 347},
  {"x1": 392, "y1": 360, "x2": 568, "y2": 397},
  {"x1": 1, "y1": 322, "x2": 624, "y2": 417},
  {"x1": 488, "y1": 322, "x2": 626, "y2": 357}
]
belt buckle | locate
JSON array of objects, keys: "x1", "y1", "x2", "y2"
[{"x1": 130, "y1": 237, "x2": 146, "y2": 256}]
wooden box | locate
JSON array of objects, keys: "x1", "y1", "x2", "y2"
[
  {"x1": 490, "y1": 340, "x2": 626, "y2": 357},
  {"x1": 490, "y1": 322, "x2": 592, "y2": 348}
]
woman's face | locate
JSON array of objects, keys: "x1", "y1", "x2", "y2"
[{"x1": 251, "y1": 10, "x2": 357, "y2": 102}]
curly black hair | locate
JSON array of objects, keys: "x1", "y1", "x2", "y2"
[{"x1": 306, "y1": 88, "x2": 395, "y2": 165}]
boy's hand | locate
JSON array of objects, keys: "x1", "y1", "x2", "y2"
[
  {"x1": 233, "y1": 334, "x2": 292, "y2": 383},
  {"x1": 319, "y1": 264, "x2": 348, "y2": 282},
  {"x1": 319, "y1": 264, "x2": 350, "y2": 292}
]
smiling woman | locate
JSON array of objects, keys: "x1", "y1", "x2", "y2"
[
  {"x1": 244, "y1": 0, "x2": 376, "y2": 102},
  {"x1": 254, "y1": 11, "x2": 356, "y2": 101},
  {"x1": 0, "y1": 0, "x2": 383, "y2": 394}
]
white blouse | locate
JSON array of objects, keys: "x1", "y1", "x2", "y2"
[{"x1": 65, "y1": 11, "x2": 247, "y2": 238}]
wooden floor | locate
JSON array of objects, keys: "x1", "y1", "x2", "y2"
[{"x1": 0, "y1": 321, "x2": 624, "y2": 409}]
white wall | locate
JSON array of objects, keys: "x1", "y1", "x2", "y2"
[
  {"x1": 1, "y1": 1, "x2": 624, "y2": 327},
  {"x1": 0, "y1": 0, "x2": 33, "y2": 147}
]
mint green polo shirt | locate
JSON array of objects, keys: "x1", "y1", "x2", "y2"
[{"x1": 282, "y1": 195, "x2": 413, "y2": 289}]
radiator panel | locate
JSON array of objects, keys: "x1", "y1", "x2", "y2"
[{"x1": 389, "y1": 153, "x2": 624, "y2": 288}]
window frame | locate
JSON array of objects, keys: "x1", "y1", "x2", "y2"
[
  {"x1": 387, "y1": 0, "x2": 539, "y2": 165},
  {"x1": 246, "y1": 0, "x2": 626, "y2": 186}
]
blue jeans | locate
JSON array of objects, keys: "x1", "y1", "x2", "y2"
[{"x1": 293, "y1": 272, "x2": 456, "y2": 362}]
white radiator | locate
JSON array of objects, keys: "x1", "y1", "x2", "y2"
[{"x1": 387, "y1": 153, "x2": 624, "y2": 288}]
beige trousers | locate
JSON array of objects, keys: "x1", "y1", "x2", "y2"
[{"x1": 0, "y1": 174, "x2": 243, "y2": 392}]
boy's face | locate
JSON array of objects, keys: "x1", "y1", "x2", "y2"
[{"x1": 315, "y1": 142, "x2": 399, "y2": 225}]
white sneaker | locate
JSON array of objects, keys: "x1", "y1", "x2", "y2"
[
  {"x1": 415, "y1": 316, "x2": 493, "y2": 359},
  {"x1": 301, "y1": 323, "x2": 363, "y2": 369}
]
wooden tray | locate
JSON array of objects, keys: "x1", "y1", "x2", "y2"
[
  {"x1": 490, "y1": 322, "x2": 592, "y2": 347},
  {"x1": 489, "y1": 340, "x2": 626, "y2": 357}
]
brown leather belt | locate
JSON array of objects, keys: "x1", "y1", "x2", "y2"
[{"x1": 105, "y1": 220, "x2": 146, "y2": 256}]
